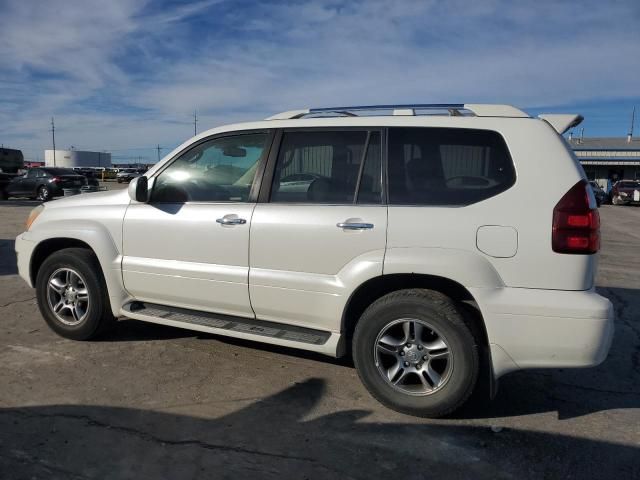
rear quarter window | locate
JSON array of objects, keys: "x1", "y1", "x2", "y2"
[{"x1": 388, "y1": 127, "x2": 515, "y2": 206}]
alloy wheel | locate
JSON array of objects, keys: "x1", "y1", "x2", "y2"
[
  {"x1": 38, "y1": 186, "x2": 50, "y2": 201},
  {"x1": 46, "y1": 268, "x2": 90, "y2": 326},
  {"x1": 374, "y1": 318, "x2": 453, "y2": 396}
]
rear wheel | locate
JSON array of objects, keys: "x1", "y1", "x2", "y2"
[
  {"x1": 36, "y1": 248, "x2": 116, "y2": 340},
  {"x1": 37, "y1": 185, "x2": 51, "y2": 202},
  {"x1": 353, "y1": 289, "x2": 479, "y2": 417}
]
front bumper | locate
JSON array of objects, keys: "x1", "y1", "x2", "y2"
[
  {"x1": 15, "y1": 232, "x2": 37, "y2": 287},
  {"x1": 470, "y1": 287, "x2": 615, "y2": 379}
]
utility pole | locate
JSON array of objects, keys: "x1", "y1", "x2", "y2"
[
  {"x1": 51, "y1": 117, "x2": 56, "y2": 166},
  {"x1": 194, "y1": 110, "x2": 198, "y2": 136},
  {"x1": 156, "y1": 144, "x2": 162, "y2": 162},
  {"x1": 628, "y1": 106, "x2": 636, "y2": 143}
]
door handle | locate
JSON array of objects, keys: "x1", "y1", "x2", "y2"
[
  {"x1": 216, "y1": 216, "x2": 247, "y2": 225},
  {"x1": 337, "y1": 222, "x2": 374, "y2": 230}
]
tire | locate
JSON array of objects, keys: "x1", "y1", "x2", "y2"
[
  {"x1": 35, "y1": 248, "x2": 116, "y2": 340},
  {"x1": 37, "y1": 185, "x2": 51, "y2": 202},
  {"x1": 353, "y1": 289, "x2": 479, "y2": 418}
]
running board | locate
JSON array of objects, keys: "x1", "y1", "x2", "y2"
[{"x1": 120, "y1": 302, "x2": 340, "y2": 354}]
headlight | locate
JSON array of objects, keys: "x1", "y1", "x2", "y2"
[
  {"x1": 619, "y1": 191, "x2": 628, "y2": 197},
  {"x1": 25, "y1": 205, "x2": 44, "y2": 231}
]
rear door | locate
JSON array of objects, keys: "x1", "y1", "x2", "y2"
[{"x1": 249, "y1": 129, "x2": 387, "y2": 332}]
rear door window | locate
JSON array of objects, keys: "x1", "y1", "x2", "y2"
[
  {"x1": 270, "y1": 130, "x2": 382, "y2": 204},
  {"x1": 387, "y1": 127, "x2": 515, "y2": 206}
]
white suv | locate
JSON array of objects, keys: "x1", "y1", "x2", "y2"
[{"x1": 15, "y1": 104, "x2": 614, "y2": 417}]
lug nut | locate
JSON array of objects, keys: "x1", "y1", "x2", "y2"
[
  {"x1": 417, "y1": 363, "x2": 422, "y2": 369},
  {"x1": 423, "y1": 355, "x2": 428, "y2": 361},
  {"x1": 403, "y1": 361, "x2": 409, "y2": 367},
  {"x1": 417, "y1": 345, "x2": 423, "y2": 350},
  {"x1": 406, "y1": 343, "x2": 411, "y2": 348},
  {"x1": 399, "y1": 351, "x2": 405, "y2": 356}
]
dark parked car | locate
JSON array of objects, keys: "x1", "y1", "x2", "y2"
[
  {"x1": 0, "y1": 172, "x2": 16, "y2": 200},
  {"x1": 5, "y1": 167, "x2": 88, "y2": 201},
  {"x1": 611, "y1": 180, "x2": 640, "y2": 206},
  {"x1": 588, "y1": 181, "x2": 606, "y2": 207},
  {"x1": 72, "y1": 168, "x2": 100, "y2": 187},
  {"x1": 116, "y1": 168, "x2": 146, "y2": 183},
  {"x1": 0, "y1": 147, "x2": 24, "y2": 173}
]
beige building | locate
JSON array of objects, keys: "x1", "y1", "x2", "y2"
[{"x1": 568, "y1": 137, "x2": 640, "y2": 189}]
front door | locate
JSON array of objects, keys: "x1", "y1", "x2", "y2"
[
  {"x1": 122, "y1": 131, "x2": 273, "y2": 318},
  {"x1": 249, "y1": 129, "x2": 387, "y2": 332}
]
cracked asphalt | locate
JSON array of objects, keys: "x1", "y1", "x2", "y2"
[{"x1": 0, "y1": 192, "x2": 639, "y2": 479}]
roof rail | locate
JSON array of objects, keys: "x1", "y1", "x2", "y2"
[{"x1": 265, "y1": 103, "x2": 529, "y2": 120}]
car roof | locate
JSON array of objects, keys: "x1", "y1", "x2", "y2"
[{"x1": 145, "y1": 103, "x2": 582, "y2": 178}]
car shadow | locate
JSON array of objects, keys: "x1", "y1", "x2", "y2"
[
  {"x1": 100, "y1": 319, "x2": 353, "y2": 366},
  {"x1": 0, "y1": 239, "x2": 17, "y2": 275},
  {"x1": 97, "y1": 285, "x2": 640, "y2": 422},
  {"x1": 0, "y1": 379, "x2": 637, "y2": 479},
  {"x1": 100, "y1": 288, "x2": 640, "y2": 420}
]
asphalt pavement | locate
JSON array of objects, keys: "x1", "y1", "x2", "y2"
[{"x1": 0, "y1": 189, "x2": 638, "y2": 479}]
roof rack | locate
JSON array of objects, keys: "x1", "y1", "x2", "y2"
[{"x1": 265, "y1": 103, "x2": 529, "y2": 120}]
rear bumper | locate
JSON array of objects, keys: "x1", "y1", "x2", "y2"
[{"x1": 470, "y1": 287, "x2": 614, "y2": 379}]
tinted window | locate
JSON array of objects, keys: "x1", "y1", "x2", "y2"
[
  {"x1": 388, "y1": 128, "x2": 515, "y2": 206},
  {"x1": 26, "y1": 169, "x2": 38, "y2": 178},
  {"x1": 152, "y1": 133, "x2": 269, "y2": 203},
  {"x1": 271, "y1": 130, "x2": 382, "y2": 204}
]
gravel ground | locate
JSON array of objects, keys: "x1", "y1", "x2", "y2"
[{"x1": 0, "y1": 192, "x2": 638, "y2": 479}]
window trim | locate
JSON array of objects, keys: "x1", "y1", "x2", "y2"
[
  {"x1": 258, "y1": 127, "x2": 385, "y2": 206},
  {"x1": 148, "y1": 129, "x2": 277, "y2": 205}
]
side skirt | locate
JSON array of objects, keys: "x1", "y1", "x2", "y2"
[{"x1": 120, "y1": 302, "x2": 343, "y2": 357}]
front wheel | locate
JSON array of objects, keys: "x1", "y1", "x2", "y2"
[
  {"x1": 353, "y1": 289, "x2": 479, "y2": 417},
  {"x1": 35, "y1": 248, "x2": 116, "y2": 340}
]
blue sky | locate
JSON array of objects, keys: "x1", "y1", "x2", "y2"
[{"x1": 1, "y1": 0, "x2": 639, "y2": 163}]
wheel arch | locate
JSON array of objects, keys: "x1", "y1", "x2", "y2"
[
  {"x1": 27, "y1": 227, "x2": 128, "y2": 316},
  {"x1": 30, "y1": 237, "x2": 95, "y2": 285},
  {"x1": 341, "y1": 273, "x2": 496, "y2": 397}
]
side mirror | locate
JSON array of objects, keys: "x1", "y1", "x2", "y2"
[{"x1": 128, "y1": 176, "x2": 149, "y2": 202}]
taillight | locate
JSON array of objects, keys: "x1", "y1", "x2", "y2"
[
  {"x1": 552, "y1": 180, "x2": 600, "y2": 254},
  {"x1": 51, "y1": 177, "x2": 61, "y2": 183}
]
